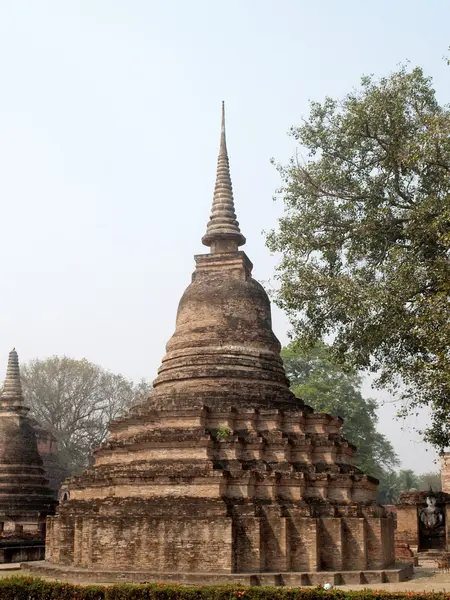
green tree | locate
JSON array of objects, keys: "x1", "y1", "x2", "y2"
[
  {"x1": 418, "y1": 471, "x2": 442, "y2": 491},
  {"x1": 397, "y1": 469, "x2": 420, "y2": 492},
  {"x1": 281, "y1": 341, "x2": 399, "y2": 480},
  {"x1": 377, "y1": 471, "x2": 403, "y2": 504},
  {"x1": 20, "y1": 356, "x2": 152, "y2": 474},
  {"x1": 267, "y1": 66, "x2": 450, "y2": 449},
  {"x1": 377, "y1": 469, "x2": 420, "y2": 504}
]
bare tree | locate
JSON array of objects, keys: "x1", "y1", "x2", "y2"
[{"x1": 20, "y1": 356, "x2": 152, "y2": 474}]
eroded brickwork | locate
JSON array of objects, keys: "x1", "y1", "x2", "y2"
[
  {"x1": 45, "y1": 104, "x2": 395, "y2": 578},
  {"x1": 441, "y1": 453, "x2": 450, "y2": 493},
  {"x1": 0, "y1": 350, "x2": 56, "y2": 525},
  {"x1": 0, "y1": 349, "x2": 56, "y2": 561},
  {"x1": 395, "y1": 490, "x2": 450, "y2": 560}
]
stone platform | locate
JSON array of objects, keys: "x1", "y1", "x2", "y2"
[
  {"x1": 0, "y1": 541, "x2": 44, "y2": 563},
  {"x1": 23, "y1": 561, "x2": 413, "y2": 586}
]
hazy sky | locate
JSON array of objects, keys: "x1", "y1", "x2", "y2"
[{"x1": 0, "y1": 1, "x2": 448, "y2": 473}]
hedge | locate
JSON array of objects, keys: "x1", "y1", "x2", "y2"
[{"x1": 0, "y1": 577, "x2": 448, "y2": 600}]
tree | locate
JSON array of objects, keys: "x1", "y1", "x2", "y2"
[
  {"x1": 376, "y1": 470, "x2": 403, "y2": 504},
  {"x1": 267, "y1": 66, "x2": 450, "y2": 449},
  {"x1": 376, "y1": 469, "x2": 421, "y2": 504},
  {"x1": 20, "y1": 356, "x2": 152, "y2": 474},
  {"x1": 418, "y1": 471, "x2": 442, "y2": 491},
  {"x1": 281, "y1": 341, "x2": 399, "y2": 480},
  {"x1": 397, "y1": 469, "x2": 420, "y2": 492}
]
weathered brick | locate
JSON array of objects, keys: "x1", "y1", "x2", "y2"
[{"x1": 43, "y1": 104, "x2": 395, "y2": 580}]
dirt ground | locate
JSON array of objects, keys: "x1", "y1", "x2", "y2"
[{"x1": 333, "y1": 568, "x2": 450, "y2": 592}]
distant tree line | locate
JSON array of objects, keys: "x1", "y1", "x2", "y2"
[
  {"x1": 377, "y1": 469, "x2": 441, "y2": 504},
  {"x1": 20, "y1": 356, "x2": 152, "y2": 475}
]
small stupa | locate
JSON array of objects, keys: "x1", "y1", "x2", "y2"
[
  {"x1": 0, "y1": 349, "x2": 56, "y2": 562},
  {"x1": 40, "y1": 105, "x2": 408, "y2": 585}
]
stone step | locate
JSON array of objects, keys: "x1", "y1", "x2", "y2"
[{"x1": 23, "y1": 561, "x2": 414, "y2": 587}]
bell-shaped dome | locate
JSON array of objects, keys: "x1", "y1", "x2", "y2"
[{"x1": 152, "y1": 104, "x2": 297, "y2": 408}]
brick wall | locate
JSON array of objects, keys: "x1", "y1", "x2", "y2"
[
  {"x1": 396, "y1": 506, "x2": 419, "y2": 552},
  {"x1": 318, "y1": 518, "x2": 343, "y2": 570},
  {"x1": 287, "y1": 517, "x2": 318, "y2": 571},
  {"x1": 64, "y1": 514, "x2": 234, "y2": 573},
  {"x1": 441, "y1": 453, "x2": 450, "y2": 493},
  {"x1": 342, "y1": 518, "x2": 367, "y2": 570}
]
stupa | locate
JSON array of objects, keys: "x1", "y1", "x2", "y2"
[
  {"x1": 38, "y1": 105, "x2": 409, "y2": 585},
  {"x1": 0, "y1": 349, "x2": 56, "y2": 562}
]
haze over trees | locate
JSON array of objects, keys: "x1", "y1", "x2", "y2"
[
  {"x1": 268, "y1": 66, "x2": 450, "y2": 450},
  {"x1": 20, "y1": 356, "x2": 152, "y2": 474},
  {"x1": 377, "y1": 469, "x2": 441, "y2": 504}
]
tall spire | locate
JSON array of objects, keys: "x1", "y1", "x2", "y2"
[
  {"x1": 202, "y1": 102, "x2": 246, "y2": 253},
  {"x1": 1, "y1": 348, "x2": 24, "y2": 404}
]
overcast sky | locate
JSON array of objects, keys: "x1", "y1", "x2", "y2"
[{"x1": 0, "y1": 1, "x2": 447, "y2": 473}]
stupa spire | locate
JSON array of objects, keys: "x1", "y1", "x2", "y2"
[
  {"x1": 202, "y1": 102, "x2": 246, "y2": 253},
  {"x1": 1, "y1": 348, "x2": 24, "y2": 403}
]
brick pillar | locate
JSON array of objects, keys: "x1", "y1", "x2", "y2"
[
  {"x1": 72, "y1": 516, "x2": 83, "y2": 566},
  {"x1": 80, "y1": 517, "x2": 94, "y2": 567},
  {"x1": 319, "y1": 518, "x2": 343, "y2": 570},
  {"x1": 287, "y1": 516, "x2": 318, "y2": 571},
  {"x1": 232, "y1": 516, "x2": 261, "y2": 572},
  {"x1": 396, "y1": 506, "x2": 419, "y2": 553},
  {"x1": 342, "y1": 518, "x2": 367, "y2": 570},
  {"x1": 58, "y1": 514, "x2": 75, "y2": 565},
  {"x1": 445, "y1": 505, "x2": 450, "y2": 551},
  {"x1": 441, "y1": 453, "x2": 450, "y2": 493},
  {"x1": 366, "y1": 517, "x2": 394, "y2": 569},
  {"x1": 381, "y1": 517, "x2": 395, "y2": 567},
  {"x1": 260, "y1": 508, "x2": 287, "y2": 571},
  {"x1": 45, "y1": 517, "x2": 55, "y2": 562}
]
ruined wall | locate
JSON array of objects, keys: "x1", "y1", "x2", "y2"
[
  {"x1": 48, "y1": 513, "x2": 233, "y2": 573},
  {"x1": 441, "y1": 453, "x2": 450, "y2": 493}
]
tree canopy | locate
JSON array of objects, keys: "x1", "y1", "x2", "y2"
[
  {"x1": 268, "y1": 66, "x2": 450, "y2": 449},
  {"x1": 281, "y1": 341, "x2": 399, "y2": 480},
  {"x1": 377, "y1": 469, "x2": 441, "y2": 504},
  {"x1": 20, "y1": 356, "x2": 152, "y2": 474}
]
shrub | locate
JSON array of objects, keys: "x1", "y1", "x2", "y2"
[{"x1": 0, "y1": 577, "x2": 449, "y2": 600}]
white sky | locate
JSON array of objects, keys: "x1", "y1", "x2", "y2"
[{"x1": 0, "y1": 0, "x2": 447, "y2": 473}]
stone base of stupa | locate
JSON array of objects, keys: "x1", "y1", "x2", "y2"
[
  {"x1": 0, "y1": 539, "x2": 45, "y2": 563},
  {"x1": 41, "y1": 404, "x2": 399, "y2": 582},
  {"x1": 23, "y1": 561, "x2": 414, "y2": 586}
]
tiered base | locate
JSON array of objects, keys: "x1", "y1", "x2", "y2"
[{"x1": 23, "y1": 561, "x2": 414, "y2": 586}]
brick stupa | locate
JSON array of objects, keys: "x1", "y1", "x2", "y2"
[
  {"x1": 0, "y1": 349, "x2": 55, "y2": 561},
  {"x1": 41, "y1": 105, "x2": 407, "y2": 585}
]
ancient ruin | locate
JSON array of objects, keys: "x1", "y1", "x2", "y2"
[
  {"x1": 393, "y1": 454, "x2": 450, "y2": 565},
  {"x1": 0, "y1": 349, "x2": 56, "y2": 562},
  {"x1": 396, "y1": 488, "x2": 450, "y2": 567},
  {"x1": 35, "y1": 105, "x2": 410, "y2": 585},
  {"x1": 29, "y1": 418, "x2": 69, "y2": 499},
  {"x1": 441, "y1": 453, "x2": 450, "y2": 494}
]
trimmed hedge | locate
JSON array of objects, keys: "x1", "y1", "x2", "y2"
[{"x1": 0, "y1": 577, "x2": 448, "y2": 600}]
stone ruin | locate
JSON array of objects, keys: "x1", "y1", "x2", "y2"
[
  {"x1": 395, "y1": 456, "x2": 450, "y2": 564},
  {"x1": 32, "y1": 104, "x2": 410, "y2": 586},
  {"x1": 28, "y1": 419, "x2": 69, "y2": 500},
  {"x1": 0, "y1": 349, "x2": 56, "y2": 562}
]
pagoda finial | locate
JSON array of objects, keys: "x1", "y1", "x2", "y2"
[
  {"x1": 2, "y1": 348, "x2": 24, "y2": 403},
  {"x1": 220, "y1": 100, "x2": 226, "y2": 152},
  {"x1": 202, "y1": 102, "x2": 246, "y2": 253}
]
